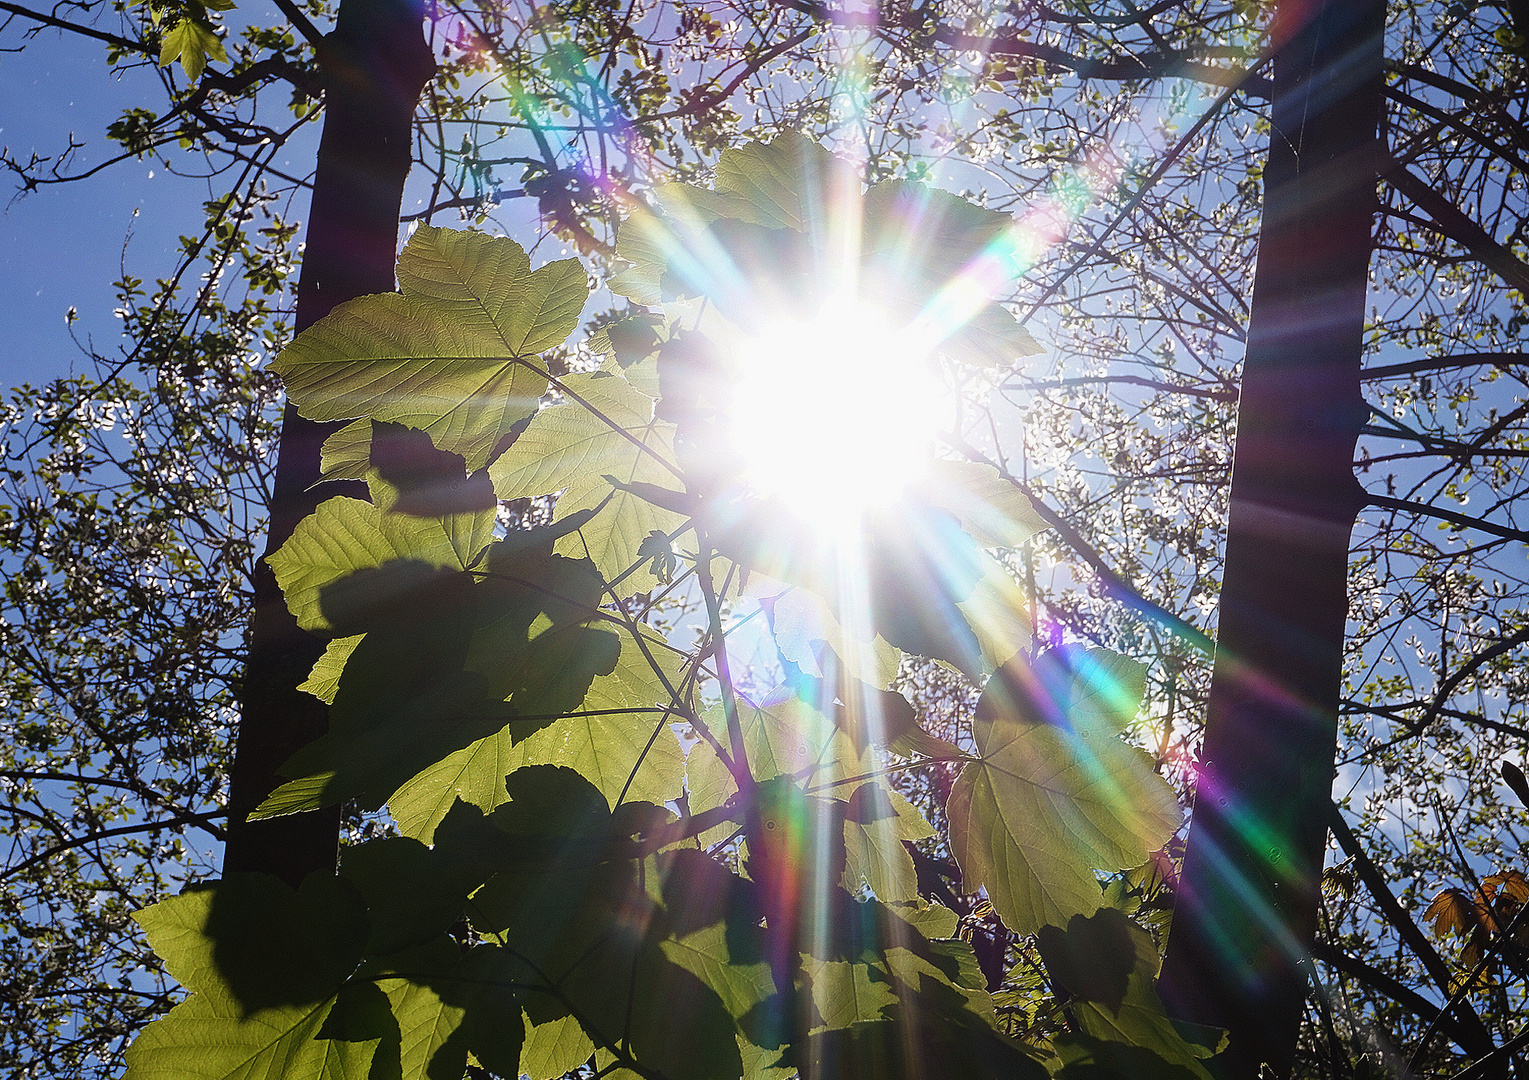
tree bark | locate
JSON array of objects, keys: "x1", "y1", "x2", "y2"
[
  {"x1": 223, "y1": 0, "x2": 434, "y2": 884},
  {"x1": 1157, "y1": 2, "x2": 1384, "y2": 1077}
]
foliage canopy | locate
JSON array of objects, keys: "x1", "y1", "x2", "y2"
[
  {"x1": 5, "y1": 0, "x2": 1529, "y2": 1076},
  {"x1": 121, "y1": 137, "x2": 1210, "y2": 1080}
]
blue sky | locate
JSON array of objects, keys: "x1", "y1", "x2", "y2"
[
  {"x1": 2, "y1": 35, "x2": 168, "y2": 386},
  {"x1": 0, "y1": 15, "x2": 316, "y2": 390}
]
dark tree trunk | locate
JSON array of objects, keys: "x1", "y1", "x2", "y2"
[
  {"x1": 223, "y1": 0, "x2": 434, "y2": 884},
  {"x1": 1157, "y1": 2, "x2": 1384, "y2": 1077}
]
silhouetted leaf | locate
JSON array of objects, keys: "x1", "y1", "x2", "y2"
[
  {"x1": 1051, "y1": 1034, "x2": 1202, "y2": 1080},
  {"x1": 1034, "y1": 908, "x2": 1137, "y2": 1012},
  {"x1": 367, "y1": 422, "x2": 497, "y2": 518},
  {"x1": 339, "y1": 838, "x2": 485, "y2": 957},
  {"x1": 1058, "y1": 914, "x2": 1216, "y2": 1078}
]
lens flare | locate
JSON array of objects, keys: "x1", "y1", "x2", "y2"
[{"x1": 726, "y1": 301, "x2": 945, "y2": 530}]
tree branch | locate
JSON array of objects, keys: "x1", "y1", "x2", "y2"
[
  {"x1": 269, "y1": 0, "x2": 325, "y2": 50},
  {"x1": 1362, "y1": 353, "x2": 1527, "y2": 380},
  {"x1": 1406, "y1": 624, "x2": 1529, "y2": 736},
  {"x1": 1309, "y1": 939, "x2": 1485, "y2": 1052},
  {"x1": 935, "y1": 27, "x2": 1272, "y2": 96},
  {"x1": 1384, "y1": 161, "x2": 1529, "y2": 294},
  {"x1": 943, "y1": 434, "x2": 1215, "y2": 655},
  {"x1": 1327, "y1": 804, "x2": 1496, "y2": 1058},
  {"x1": 0, "y1": 0, "x2": 148, "y2": 55},
  {"x1": 1001, "y1": 373, "x2": 1237, "y2": 402},
  {"x1": 1364, "y1": 491, "x2": 1529, "y2": 544}
]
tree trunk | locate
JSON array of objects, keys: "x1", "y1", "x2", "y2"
[
  {"x1": 223, "y1": 0, "x2": 434, "y2": 884},
  {"x1": 1157, "y1": 2, "x2": 1384, "y2": 1077}
]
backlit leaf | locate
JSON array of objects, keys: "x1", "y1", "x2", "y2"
[
  {"x1": 804, "y1": 958, "x2": 898, "y2": 1030},
  {"x1": 125, "y1": 993, "x2": 378, "y2": 1080},
  {"x1": 519, "y1": 1013, "x2": 594, "y2": 1080},
  {"x1": 380, "y1": 975, "x2": 465, "y2": 1080},
  {"x1": 948, "y1": 647, "x2": 1180, "y2": 935},
  {"x1": 712, "y1": 131, "x2": 857, "y2": 232},
  {"x1": 489, "y1": 372, "x2": 684, "y2": 594},
  {"x1": 266, "y1": 498, "x2": 468, "y2": 632},
  {"x1": 273, "y1": 227, "x2": 583, "y2": 471},
  {"x1": 1044, "y1": 911, "x2": 1216, "y2": 1078},
  {"x1": 917, "y1": 461, "x2": 1047, "y2": 549},
  {"x1": 661, "y1": 922, "x2": 776, "y2": 1020},
  {"x1": 499, "y1": 709, "x2": 685, "y2": 810},
  {"x1": 297, "y1": 635, "x2": 362, "y2": 704},
  {"x1": 320, "y1": 420, "x2": 375, "y2": 482},
  {"x1": 387, "y1": 727, "x2": 522, "y2": 842},
  {"x1": 158, "y1": 18, "x2": 226, "y2": 81},
  {"x1": 132, "y1": 873, "x2": 367, "y2": 1014}
]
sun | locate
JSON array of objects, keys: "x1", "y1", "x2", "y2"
[{"x1": 723, "y1": 300, "x2": 945, "y2": 530}]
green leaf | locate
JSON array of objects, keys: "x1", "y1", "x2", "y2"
[
  {"x1": 387, "y1": 728, "x2": 522, "y2": 842},
  {"x1": 916, "y1": 460, "x2": 1046, "y2": 549},
  {"x1": 863, "y1": 507, "x2": 986, "y2": 672},
  {"x1": 389, "y1": 623, "x2": 684, "y2": 838},
  {"x1": 260, "y1": 674, "x2": 518, "y2": 816},
  {"x1": 955, "y1": 549, "x2": 1036, "y2": 675},
  {"x1": 465, "y1": 612, "x2": 621, "y2": 716},
  {"x1": 842, "y1": 788, "x2": 934, "y2": 902},
  {"x1": 1050, "y1": 1034, "x2": 1205, "y2": 1080},
  {"x1": 605, "y1": 950, "x2": 745, "y2": 1080},
  {"x1": 1034, "y1": 908, "x2": 1137, "y2": 1013},
  {"x1": 943, "y1": 301, "x2": 1043, "y2": 367},
  {"x1": 266, "y1": 498, "x2": 469, "y2": 632},
  {"x1": 685, "y1": 693, "x2": 865, "y2": 824},
  {"x1": 1051, "y1": 914, "x2": 1217, "y2": 1078},
  {"x1": 132, "y1": 873, "x2": 368, "y2": 1014},
  {"x1": 583, "y1": 625, "x2": 689, "y2": 711},
  {"x1": 619, "y1": 135, "x2": 854, "y2": 304},
  {"x1": 798, "y1": 978, "x2": 1048, "y2": 1080},
  {"x1": 753, "y1": 577, "x2": 903, "y2": 690},
  {"x1": 519, "y1": 1012, "x2": 594, "y2": 1080},
  {"x1": 158, "y1": 18, "x2": 226, "y2": 81},
  {"x1": 617, "y1": 138, "x2": 1039, "y2": 374},
  {"x1": 380, "y1": 975, "x2": 466, "y2": 1080},
  {"x1": 273, "y1": 227, "x2": 583, "y2": 471},
  {"x1": 125, "y1": 874, "x2": 383, "y2": 1080},
  {"x1": 608, "y1": 211, "x2": 674, "y2": 305},
  {"x1": 858, "y1": 180, "x2": 1041, "y2": 367},
  {"x1": 260, "y1": 561, "x2": 522, "y2": 816},
  {"x1": 267, "y1": 534, "x2": 623, "y2": 818},
  {"x1": 860, "y1": 180, "x2": 1013, "y2": 282},
  {"x1": 947, "y1": 648, "x2": 1180, "y2": 935},
  {"x1": 366, "y1": 422, "x2": 498, "y2": 520},
  {"x1": 488, "y1": 372, "x2": 684, "y2": 593},
  {"x1": 804, "y1": 958, "x2": 898, "y2": 1030},
  {"x1": 712, "y1": 132, "x2": 858, "y2": 232},
  {"x1": 368, "y1": 940, "x2": 525, "y2": 1080},
  {"x1": 498, "y1": 709, "x2": 685, "y2": 810},
  {"x1": 298, "y1": 635, "x2": 363, "y2": 704},
  {"x1": 125, "y1": 993, "x2": 379, "y2": 1080},
  {"x1": 660, "y1": 922, "x2": 776, "y2": 1020},
  {"x1": 339, "y1": 839, "x2": 484, "y2": 958},
  {"x1": 320, "y1": 419, "x2": 375, "y2": 481},
  {"x1": 319, "y1": 980, "x2": 399, "y2": 1049}
]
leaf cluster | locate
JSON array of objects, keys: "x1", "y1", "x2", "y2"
[{"x1": 124, "y1": 137, "x2": 1211, "y2": 1080}]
